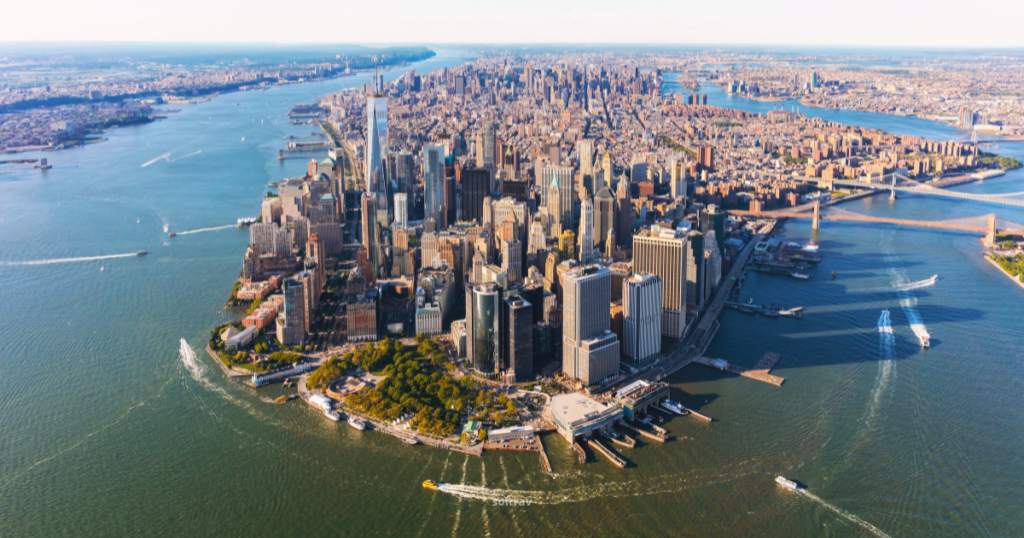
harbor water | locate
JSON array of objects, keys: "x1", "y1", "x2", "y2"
[{"x1": 0, "y1": 58, "x2": 1023, "y2": 537}]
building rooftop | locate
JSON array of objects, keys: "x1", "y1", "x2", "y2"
[{"x1": 551, "y1": 393, "x2": 620, "y2": 429}]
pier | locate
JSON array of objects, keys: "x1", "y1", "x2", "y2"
[
  {"x1": 724, "y1": 301, "x2": 803, "y2": 318},
  {"x1": 694, "y1": 353, "x2": 785, "y2": 386},
  {"x1": 572, "y1": 442, "x2": 587, "y2": 463},
  {"x1": 605, "y1": 430, "x2": 636, "y2": 448},
  {"x1": 586, "y1": 438, "x2": 627, "y2": 469},
  {"x1": 619, "y1": 421, "x2": 667, "y2": 443},
  {"x1": 538, "y1": 440, "x2": 553, "y2": 473}
]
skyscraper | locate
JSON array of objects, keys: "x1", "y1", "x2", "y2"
[
  {"x1": 540, "y1": 166, "x2": 575, "y2": 230},
  {"x1": 276, "y1": 277, "x2": 306, "y2": 346},
  {"x1": 501, "y1": 295, "x2": 533, "y2": 381},
  {"x1": 366, "y1": 94, "x2": 388, "y2": 194},
  {"x1": 623, "y1": 273, "x2": 662, "y2": 366},
  {"x1": 594, "y1": 186, "x2": 615, "y2": 254},
  {"x1": 602, "y1": 151, "x2": 612, "y2": 194},
  {"x1": 423, "y1": 145, "x2": 445, "y2": 223},
  {"x1": 633, "y1": 227, "x2": 688, "y2": 339},
  {"x1": 394, "y1": 192, "x2": 408, "y2": 228},
  {"x1": 466, "y1": 284, "x2": 500, "y2": 373},
  {"x1": 630, "y1": 155, "x2": 647, "y2": 183},
  {"x1": 578, "y1": 138, "x2": 594, "y2": 176},
  {"x1": 361, "y1": 192, "x2": 379, "y2": 278},
  {"x1": 461, "y1": 167, "x2": 489, "y2": 224},
  {"x1": 562, "y1": 265, "x2": 619, "y2": 387},
  {"x1": 615, "y1": 176, "x2": 633, "y2": 247},
  {"x1": 578, "y1": 196, "x2": 595, "y2": 263},
  {"x1": 700, "y1": 204, "x2": 725, "y2": 257},
  {"x1": 685, "y1": 231, "x2": 705, "y2": 310}
]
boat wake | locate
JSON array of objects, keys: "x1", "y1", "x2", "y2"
[
  {"x1": 175, "y1": 224, "x2": 237, "y2": 235},
  {"x1": 893, "y1": 274, "x2": 938, "y2": 291},
  {"x1": 141, "y1": 150, "x2": 202, "y2": 168},
  {"x1": 881, "y1": 232, "x2": 931, "y2": 347},
  {"x1": 864, "y1": 310, "x2": 895, "y2": 427},
  {"x1": 179, "y1": 338, "x2": 205, "y2": 381},
  {"x1": 1, "y1": 252, "x2": 139, "y2": 266},
  {"x1": 798, "y1": 489, "x2": 892, "y2": 538}
]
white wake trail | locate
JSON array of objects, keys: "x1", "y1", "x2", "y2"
[
  {"x1": 141, "y1": 153, "x2": 171, "y2": 168},
  {"x1": 170, "y1": 150, "x2": 202, "y2": 162},
  {"x1": 881, "y1": 232, "x2": 931, "y2": 347},
  {"x1": 175, "y1": 224, "x2": 237, "y2": 235},
  {"x1": 799, "y1": 490, "x2": 892, "y2": 538},
  {"x1": 1, "y1": 252, "x2": 139, "y2": 266}
]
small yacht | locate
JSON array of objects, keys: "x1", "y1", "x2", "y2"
[
  {"x1": 775, "y1": 476, "x2": 800, "y2": 491},
  {"x1": 348, "y1": 417, "x2": 366, "y2": 431},
  {"x1": 324, "y1": 410, "x2": 342, "y2": 422}
]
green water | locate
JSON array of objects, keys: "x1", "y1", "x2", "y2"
[{"x1": 2, "y1": 54, "x2": 1024, "y2": 537}]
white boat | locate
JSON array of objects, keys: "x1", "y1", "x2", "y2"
[
  {"x1": 348, "y1": 417, "x2": 366, "y2": 431},
  {"x1": 775, "y1": 476, "x2": 800, "y2": 490},
  {"x1": 401, "y1": 437, "x2": 418, "y2": 445},
  {"x1": 661, "y1": 400, "x2": 688, "y2": 415},
  {"x1": 911, "y1": 323, "x2": 931, "y2": 348},
  {"x1": 324, "y1": 410, "x2": 342, "y2": 422},
  {"x1": 790, "y1": 271, "x2": 811, "y2": 279}
]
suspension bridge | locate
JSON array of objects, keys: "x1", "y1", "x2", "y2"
[{"x1": 793, "y1": 172, "x2": 1024, "y2": 208}]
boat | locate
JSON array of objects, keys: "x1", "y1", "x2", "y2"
[
  {"x1": 422, "y1": 479, "x2": 439, "y2": 490},
  {"x1": 136, "y1": 250, "x2": 147, "y2": 256},
  {"x1": 241, "y1": 137, "x2": 245, "y2": 142},
  {"x1": 662, "y1": 400, "x2": 688, "y2": 415},
  {"x1": 324, "y1": 410, "x2": 342, "y2": 422},
  {"x1": 401, "y1": 437, "x2": 419, "y2": 445},
  {"x1": 348, "y1": 417, "x2": 366, "y2": 431},
  {"x1": 746, "y1": 297, "x2": 755, "y2": 305},
  {"x1": 775, "y1": 476, "x2": 800, "y2": 490},
  {"x1": 790, "y1": 271, "x2": 811, "y2": 279},
  {"x1": 100, "y1": 267, "x2": 104, "y2": 272},
  {"x1": 832, "y1": 271, "x2": 837, "y2": 278},
  {"x1": 168, "y1": 233, "x2": 176, "y2": 238}
]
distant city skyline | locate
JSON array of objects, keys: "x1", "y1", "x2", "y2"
[{"x1": 3, "y1": 0, "x2": 1024, "y2": 48}]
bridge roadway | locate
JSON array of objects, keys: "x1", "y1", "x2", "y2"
[
  {"x1": 731, "y1": 210, "x2": 998, "y2": 233},
  {"x1": 794, "y1": 175, "x2": 1024, "y2": 207}
]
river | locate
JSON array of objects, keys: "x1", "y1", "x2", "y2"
[{"x1": 0, "y1": 58, "x2": 1022, "y2": 538}]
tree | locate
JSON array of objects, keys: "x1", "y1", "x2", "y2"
[{"x1": 478, "y1": 429, "x2": 488, "y2": 442}]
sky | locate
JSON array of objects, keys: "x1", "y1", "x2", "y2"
[{"x1": 5, "y1": 0, "x2": 1024, "y2": 48}]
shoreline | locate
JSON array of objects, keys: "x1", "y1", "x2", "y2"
[{"x1": 984, "y1": 255, "x2": 1024, "y2": 292}]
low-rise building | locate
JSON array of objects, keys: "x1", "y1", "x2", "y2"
[
  {"x1": 613, "y1": 380, "x2": 671, "y2": 420},
  {"x1": 550, "y1": 393, "x2": 623, "y2": 442}
]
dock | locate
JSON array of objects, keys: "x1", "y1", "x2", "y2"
[
  {"x1": 572, "y1": 442, "x2": 587, "y2": 463},
  {"x1": 724, "y1": 301, "x2": 803, "y2": 318},
  {"x1": 619, "y1": 421, "x2": 667, "y2": 443},
  {"x1": 683, "y1": 406, "x2": 713, "y2": 422},
  {"x1": 606, "y1": 430, "x2": 636, "y2": 448},
  {"x1": 586, "y1": 438, "x2": 627, "y2": 469},
  {"x1": 694, "y1": 353, "x2": 785, "y2": 386},
  {"x1": 539, "y1": 441, "x2": 553, "y2": 473}
]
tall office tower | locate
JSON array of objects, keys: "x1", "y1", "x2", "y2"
[
  {"x1": 525, "y1": 64, "x2": 533, "y2": 93},
  {"x1": 540, "y1": 166, "x2": 575, "y2": 230},
  {"x1": 276, "y1": 277, "x2": 307, "y2": 345},
  {"x1": 605, "y1": 229, "x2": 616, "y2": 258},
  {"x1": 810, "y1": 71, "x2": 819, "y2": 88},
  {"x1": 528, "y1": 216, "x2": 546, "y2": 254},
  {"x1": 306, "y1": 234, "x2": 326, "y2": 300},
  {"x1": 559, "y1": 230, "x2": 576, "y2": 261},
  {"x1": 670, "y1": 157, "x2": 688, "y2": 203},
  {"x1": 630, "y1": 155, "x2": 647, "y2": 183},
  {"x1": 466, "y1": 284, "x2": 500, "y2": 373},
  {"x1": 700, "y1": 204, "x2": 725, "y2": 257},
  {"x1": 395, "y1": 150, "x2": 415, "y2": 198},
  {"x1": 593, "y1": 186, "x2": 615, "y2": 254},
  {"x1": 501, "y1": 238, "x2": 522, "y2": 283},
  {"x1": 361, "y1": 192, "x2": 379, "y2": 278},
  {"x1": 444, "y1": 168, "x2": 456, "y2": 229},
  {"x1": 421, "y1": 232, "x2": 439, "y2": 268},
  {"x1": 615, "y1": 177, "x2": 633, "y2": 247},
  {"x1": 578, "y1": 197, "x2": 595, "y2": 263},
  {"x1": 394, "y1": 193, "x2": 408, "y2": 228},
  {"x1": 562, "y1": 265, "x2": 619, "y2": 387},
  {"x1": 703, "y1": 231, "x2": 722, "y2": 303},
  {"x1": 366, "y1": 94, "x2": 388, "y2": 193},
  {"x1": 461, "y1": 168, "x2": 489, "y2": 224},
  {"x1": 685, "y1": 231, "x2": 705, "y2": 309},
  {"x1": 633, "y1": 227, "x2": 688, "y2": 339},
  {"x1": 501, "y1": 296, "x2": 533, "y2": 381},
  {"x1": 482, "y1": 122, "x2": 496, "y2": 168},
  {"x1": 423, "y1": 145, "x2": 446, "y2": 223},
  {"x1": 578, "y1": 139, "x2": 594, "y2": 176},
  {"x1": 623, "y1": 273, "x2": 662, "y2": 366},
  {"x1": 601, "y1": 151, "x2": 612, "y2": 194}
]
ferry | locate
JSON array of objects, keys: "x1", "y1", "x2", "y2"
[
  {"x1": 347, "y1": 417, "x2": 366, "y2": 431},
  {"x1": 401, "y1": 437, "x2": 419, "y2": 445},
  {"x1": 136, "y1": 250, "x2": 147, "y2": 256},
  {"x1": 661, "y1": 400, "x2": 688, "y2": 415},
  {"x1": 324, "y1": 410, "x2": 342, "y2": 422},
  {"x1": 422, "y1": 479, "x2": 439, "y2": 490},
  {"x1": 775, "y1": 476, "x2": 800, "y2": 491}
]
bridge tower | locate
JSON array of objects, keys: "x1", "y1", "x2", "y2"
[
  {"x1": 986, "y1": 214, "x2": 997, "y2": 245},
  {"x1": 812, "y1": 200, "x2": 821, "y2": 230},
  {"x1": 889, "y1": 174, "x2": 898, "y2": 201}
]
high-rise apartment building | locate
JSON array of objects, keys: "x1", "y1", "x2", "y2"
[
  {"x1": 276, "y1": 277, "x2": 306, "y2": 346},
  {"x1": 633, "y1": 227, "x2": 688, "y2": 339},
  {"x1": 623, "y1": 273, "x2": 662, "y2": 366},
  {"x1": 562, "y1": 265, "x2": 619, "y2": 387}
]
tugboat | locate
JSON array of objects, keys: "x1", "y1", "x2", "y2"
[
  {"x1": 423, "y1": 479, "x2": 439, "y2": 490},
  {"x1": 775, "y1": 476, "x2": 801, "y2": 491}
]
